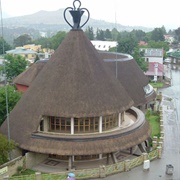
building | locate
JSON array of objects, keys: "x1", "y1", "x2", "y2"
[
  {"x1": 91, "y1": 40, "x2": 117, "y2": 51},
  {"x1": 140, "y1": 48, "x2": 164, "y2": 64},
  {"x1": 0, "y1": 1, "x2": 155, "y2": 170},
  {"x1": 144, "y1": 62, "x2": 164, "y2": 82},
  {"x1": 6, "y1": 48, "x2": 37, "y2": 63}
]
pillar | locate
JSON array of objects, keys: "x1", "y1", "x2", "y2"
[
  {"x1": 160, "y1": 125, "x2": 164, "y2": 131},
  {"x1": 124, "y1": 159, "x2": 130, "y2": 172},
  {"x1": 111, "y1": 152, "x2": 117, "y2": 164},
  {"x1": 106, "y1": 153, "x2": 110, "y2": 165},
  {"x1": 142, "y1": 153, "x2": 148, "y2": 161},
  {"x1": 71, "y1": 117, "x2": 74, "y2": 135},
  {"x1": 160, "y1": 131, "x2": 164, "y2": 137},
  {"x1": 121, "y1": 112, "x2": 125, "y2": 123},
  {"x1": 157, "y1": 146, "x2": 162, "y2": 159},
  {"x1": 99, "y1": 154, "x2": 103, "y2": 159},
  {"x1": 152, "y1": 141, "x2": 157, "y2": 149},
  {"x1": 68, "y1": 156, "x2": 73, "y2": 170},
  {"x1": 99, "y1": 165, "x2": 106, "y2": 178},
  {"x1": 99, "y1": 116, "x2": 102, "y2": 133},
  {"x1": 118, "y1": 113, "x2": 121, "y2": 127},
  {"x1": 35, "y1": 172, "x2": 41, "y2": 180},
  {"x1": 138, "y1": 143, "x2": 146, "y2": 153}
]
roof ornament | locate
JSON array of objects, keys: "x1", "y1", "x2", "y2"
[{"x1": 64, "y1": 0, "x2": 90, "y2": 30}]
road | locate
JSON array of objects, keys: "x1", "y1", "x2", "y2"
[{"x1": 92, "y1": 66, "x2": 180, "y2": 180}]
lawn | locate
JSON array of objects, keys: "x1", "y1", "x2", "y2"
[
  {"x1": 150, "y1": 82, "x2": 164, "y2": 88},
  {"x1": 146, "y1": 110, "x2": 160, "y2": 138}
]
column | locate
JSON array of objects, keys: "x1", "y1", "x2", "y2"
[
  {"x1": 71, "y1": 117, "x2": 74, "y2": 135},
  {"x1": 99, "y1": 116, "x2": 102, "y2": 133},
  {"x1": 111, "y1": 152, "x2": 117, "y2": 164},
  {"x1": 68, "y1": 156, "x2": 73, "y2": 170},
  {"x1": 99, "y1": 154, "x2": 103, "y2": 159},
  {"x1": 35, "y1": 172, "x2": 42, "y2": 180},
  {"x1": 118, "y1": 113, "x2": 121, "y2": 128}
]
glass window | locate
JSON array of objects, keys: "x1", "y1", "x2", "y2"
[{"x1": 102, "y1": 114, "x2": 118, "y2": 131}]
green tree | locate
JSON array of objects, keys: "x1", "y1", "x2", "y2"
[
  {"x1": 50, "y1": 31, "x2": 67, "y2": 50},
  {"x1": 0, "y1": 133, "x2": 16, "y2": 165},
  {"x1": 151, "y1": 28, "x2": 165, "y2": 41},
  {"x1": 0, "y1": 85, "x2": 22, "y2": 125},
  {"x1": 3, "y1": 54, "x2": 28, "y2": 81},
  {"x1": 33, "y1": 37, "x2": 52, "y2": 49},
  {"x1": 174, "y1": 27, "x2": 180, "y2": 41},
  {"x1": 13, "y1": 34, "x2": 32, "y2": 47},
  {"x1": 117, "y1": 33, "x2": 137, "y2": 54},
  {"x1": 133, "y1": 47, "x2": 148, "y2": 72},
  {"x1": 111, "y1": 28, "x2": 119, "y2": 41},
  {"x1": 85, "y1": 26, "x2": 94, "y2": 40},
  {"x1": 0, "y1": 37, "x2": 11, "y2": 55},
  {"x1": 104, "y1": 29, "x2": 112, "y2": 40},
  {"x1": 96, "y1": 29, "x2": 105, "y2": 40},
  {"x1": 131, "y1": 29, "x2": 146, "y2": 42}
]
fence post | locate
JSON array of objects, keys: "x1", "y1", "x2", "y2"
[
  {"x1": 124, "y1": 159, "x2": 130, "y2": 172},
  {"x1": 160, "y1": 131, "x2": 164, "y2": 137},
  {"x1": 99, "y1": 165, "x2": 106, "y2": 178},
  {"x1": 157, "y1": 146, "x2": 162, "y2": 159},
  {"x1": 142, "y1": 153, "x2": 148, "y2": 161},
  {"x1": 3, "y1": 175, "x2": 9, "y2": 180},
  {"x1": 152, "y1": 141, "x2": 157, "y2": 149},
  {"x1": 35, "y1": 172, "x2": 42, "y2": 180}
]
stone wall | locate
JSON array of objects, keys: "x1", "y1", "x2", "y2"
[
  {"x1": 0, "y1": 156, "x2": 25, "y2": 179},
  {"x1": 25, "y1": 152, "x2": 48, "y2": 169}
]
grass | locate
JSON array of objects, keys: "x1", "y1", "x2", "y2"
[
  {"x1": 12, "y1": 169, "x2": 37, "y2": 176},
  {"x1": 146, "y1": 110, "x2": 160, "y2": 138},
  {"x1": 150, "y1": 82, "x2": 164, "y2": 88}
]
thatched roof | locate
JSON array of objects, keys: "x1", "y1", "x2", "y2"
[
  {"x1": 13, "y1": 60, "x2": 47, "y2": 86},
  {"x1": 100, "y1": 52, "x2": 152, "y2": 106},
  {"x1": 0, "y1": 30, "x2": 138, "y2": 155}
]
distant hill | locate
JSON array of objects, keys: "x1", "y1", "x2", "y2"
[{"x1": 3, "y1": 9, "x2": 152, "y2": 32}]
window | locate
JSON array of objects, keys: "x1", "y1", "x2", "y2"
[
  {"x1": 49, "y1": 116, "x2": 71, "y2": 133},
  {"x1": 102, "y1": 114, "x2": 118, "y2": 131},
  {"x1": 74, "y1": 117, "x2": 99, "y2": 134}
]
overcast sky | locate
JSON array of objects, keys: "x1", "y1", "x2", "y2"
[{"x1": 1, "y1": 0, "x2": 180, "y2": 30}]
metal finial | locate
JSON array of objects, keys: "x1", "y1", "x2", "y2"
[{"x1": 64, "y1": 0, "x2": 90, "y2": 30}]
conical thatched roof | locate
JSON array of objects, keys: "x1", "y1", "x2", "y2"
[
  {"x1": 0, "y1": 30, "x2": 136, "y2": 154},
  {"x1": 13, "y1": 60, "x2": 47, "y2": 87},
  {"x1": 100, "y1": 52, "x2": 154, "y2": 106}
]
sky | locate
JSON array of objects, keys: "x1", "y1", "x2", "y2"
[{"x1": 1, "y1": 0, "x2": 180, "y2": 30}]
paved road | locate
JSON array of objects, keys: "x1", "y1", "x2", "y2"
[{"x1": 92, "y1": 67, "x2": 180, "y2": 180}]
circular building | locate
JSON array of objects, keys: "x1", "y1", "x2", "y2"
[{"x1": 0, "y1": 1, "x2": 152, "y2": 170}]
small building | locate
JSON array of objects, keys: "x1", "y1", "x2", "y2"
[
  {"x1": 6, "y1": 48, "x2": 37, "y2": 63},
  {"x1": 140, "y1": 48, "x2": 164, "y2": 64},
  {"x1": 91, "y1": 40, "x2": 117, "y2": 51},
  {"x1": 144, "y1": 62, "x2": 164, "y2": 81}
]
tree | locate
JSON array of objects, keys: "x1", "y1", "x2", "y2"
[
  {"x1": 104, "y1": 29, "x2": 112, "y2": 40},
  {"x1": 50, "y1": 31, "x2": 67, "y2": 50},
  {"x1": 0, "y1": 85, "x2": 22, "y2": 126},
  {"x1": 96, "y1": 29, "x2": 105, "y2": 40},
  {"x1": 0, "y1": 133, "x2": 16, "y2": 165},
  {"x1": 85, "y1": 26, "x2": 94, "y2": 40},
  {"x1": 151, "y1": 28, "x2": 165, "y2": 42},
  {"x1": 13, "y1": 34, "x2": 32, "y2": 47},
  {"x1": 111, "y1": 28, "x2": 119, "y2": 41},
  {"x1": 117, "y1": 33, "x2": 137, "y2": 54},
  {"x1": 33, "y1": 37, "x2": 52, "y2": 49},
  {"x1": 0, "y1": 37, "x2": 11, "y2": 55},
  {"x1": 133, "y1": 47, "x2": 148, "y2": 72},
  {"x1": 174, "y1": 27, "x2": 180, "y2": 41},
  {"x1": 3, "y1": 54, "x2": 28, "y2": 81}
]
